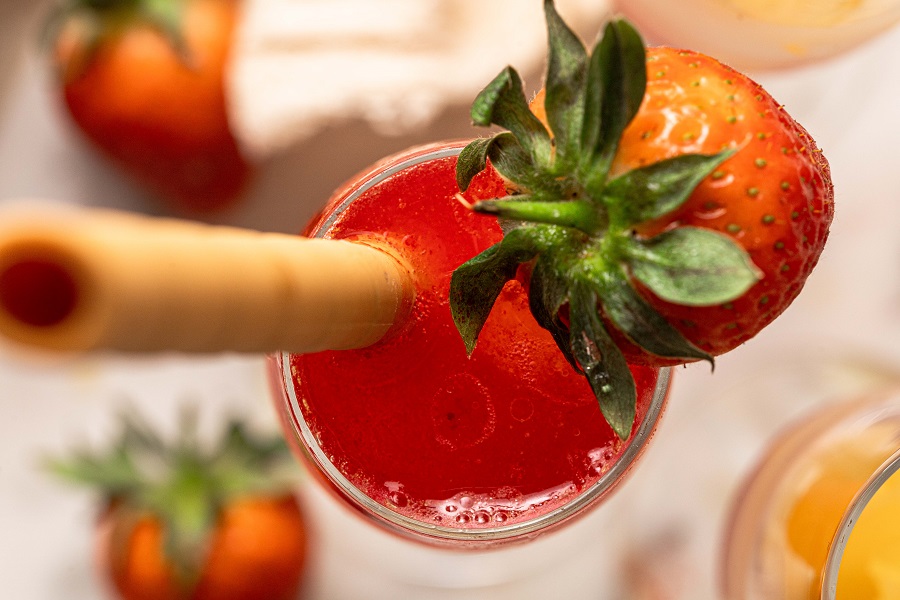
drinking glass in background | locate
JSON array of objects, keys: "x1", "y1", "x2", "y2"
[
  {"x1": 721, "y1": 384, "x2": 900, "y2": 599},
  {"x1": 611, "y1": 0, "x2": 900, "y2": 70}
]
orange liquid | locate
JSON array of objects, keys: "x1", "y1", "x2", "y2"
[
  {"x1": 837, "y1": 469, "x2": 900, "y2": 598},
  {"x1": 783, "y1": 424, "x2": 900, "y2": 598}
]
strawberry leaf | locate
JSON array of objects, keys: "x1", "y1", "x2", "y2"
[
  {"x1": 569, "y1": 283, "x2": 636, "y2": 440},
  {"x1": 217, "y1": 420, "x2": 288, "y2": 465},
  {"x1": 144, "y1": 459, "x2": 217, "y2": 584},
  {"x1": 45, "y1": 448, "x2": 142, "y2": 494},
  {"x1": 543, "y1": 0, "x2": 588, "y2": 171},
  {"x1": 142, "y1": 0, "x2": 193, "y2": 67},
  {"x1": 450, "y1": 228, "x2": 539, "y2": 354},
  {"x1": 458, "y1": 132, "x2": 556, "y2": 195},
  {"x1": 457, "y1": 136, "x2": 498, "y2": 192},
  {"x1": 605, "y1": 150, "x2": 735, "y2": 226},
  {"x1": 121, "y1": 410, "x2": 169, "y2": 456},
  {"x1": 580, "y1": 19, "x2": 646, "y2": 193},
  {"x1": 470, "y1": 67, "x2": 553, "y2": 172},
  {"x1": 596, "y1": 266, "x2": 712, "y2": 363},
  {"x1": 625, "y1": 227, "x2": 762, "y2": 305},
  {"x1": 529, "y1": 253, "x2": 578, "y2": 369},
  {"x1": 46, "y1": 0, "x2": 194, "y2": 72}
]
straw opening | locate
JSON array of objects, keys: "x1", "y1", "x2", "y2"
[{"x1": 0, "y1": 247, "x2": 81, "y2": 329}]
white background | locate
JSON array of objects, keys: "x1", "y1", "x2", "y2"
[{"x1": 1, "y1": 1, "x2": 899, "y2": 598}]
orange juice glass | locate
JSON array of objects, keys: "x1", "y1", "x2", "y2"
[{"x1": 721, "y1": 385, "x2": 900, "y2": 599}]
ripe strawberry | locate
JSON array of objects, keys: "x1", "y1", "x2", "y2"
[
  {"x1": 49, "y1": 413, "x2": 308, "y2": 600},
  {"x1": 450, "y1": 0, "x2": 833, "y2": 438},
  {"x1": 604, "y1": 49, "x2": 832, "y2": 365},
  {"x1": 48, "y1": 0, "x2": 251, "y2": 213}
]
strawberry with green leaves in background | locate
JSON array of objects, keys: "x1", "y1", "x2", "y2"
[
  {"x1": 451, "y1": 0, "x2": 834, "y2": 438},
  {"x1": 47, "y1": 0, "x2": 251, "y2": 213},
  {"x1": 49, "y1": 411, "x2": 308, "y2": 600}
]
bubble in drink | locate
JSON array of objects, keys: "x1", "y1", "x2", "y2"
[{"x1": 430, "y1": 374, "x2": 496, "y2": 449}]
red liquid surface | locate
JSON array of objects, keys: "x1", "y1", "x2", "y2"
[{"x1": 286, "y1": 146, "x2": 661, "y2": 529}]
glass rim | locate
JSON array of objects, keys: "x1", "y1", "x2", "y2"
[
  {"x1": 280, "y1": 142, "x2": 672, "y2": 544},
  {"x1": 821, "y1": 446, "x2": 900, "y2": 598},
  {"x1": 719, "y1": 385, "x2": 900, "y2": 599},
  {"x1": 313, "y1": 142, "x2": 467, "y2": 237}
]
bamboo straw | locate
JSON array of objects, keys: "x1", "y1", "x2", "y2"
[{"x1": 0, "y1": 206, "x2": 414, "y2": 354}]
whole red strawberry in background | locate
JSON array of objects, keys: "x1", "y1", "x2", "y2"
[
  {"x1": 49, "y1": 412, "x2": 308, "y2": 600},
  {"x1": 48, "y1": 0, "x2": 251, "y2": 214},
  {"x1": 451, "y1": 0, "x2": 834, "y2": 438}
]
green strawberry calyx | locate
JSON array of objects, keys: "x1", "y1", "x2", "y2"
[
  {"x1": 449, "y1": 0, "x2": 762, "y2": 440},
  {"x1": 47, "y1": 409, "x2": 298, "y2": 584},
  {"x1": 45, "y1": 0, "x2": 192, "y2": 70}
]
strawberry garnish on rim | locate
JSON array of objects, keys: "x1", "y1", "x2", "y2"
[{"x1": 450, "y1": 0, "x2": 833, "y2": 439}]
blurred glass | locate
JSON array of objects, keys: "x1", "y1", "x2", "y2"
[
  {"x1": 612, "y1": 0, "x2": 900, "y2": 70},
  {"x1": 721, "y1": 385, "x2": 900, "y2": 599}
]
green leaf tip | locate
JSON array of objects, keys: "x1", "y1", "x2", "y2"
[
  {"x1": 605, "y1": 149, "x2": 736, "y2": 227},
  {"x1": 450, "y1": 228, "x2": 540, "y2": 354},
  {"x1": 468, "y1": 67, "x2": 552, "y2": 171},
  {"x1": 543, "y1": 0, "x2": 588, "y2": 171},
  {"x1": 569, "y1": 284, "x2": 636, "y2": 440}
]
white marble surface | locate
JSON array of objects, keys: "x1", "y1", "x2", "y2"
[{"x1": 1, "y1": 2, "x2": 899, "y2": 599}]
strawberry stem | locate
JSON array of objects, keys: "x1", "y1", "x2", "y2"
[{"x1": 472, "y1": 198, "x2": 605, "y2": 234}]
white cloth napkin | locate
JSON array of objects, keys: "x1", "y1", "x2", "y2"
[{"x1": 227, "y1": 0, "x2": 612, "y2": 159}]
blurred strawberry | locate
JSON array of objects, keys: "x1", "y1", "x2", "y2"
[
  {"x1": 49, "y1": 410, "x2": 308, "y2": 600},
  {"x1": 47, "y1": 0, "x2": 252, "y2": 213}
]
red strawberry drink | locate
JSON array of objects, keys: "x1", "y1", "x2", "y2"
[{"x1": 271, "y1": 142, "x2": 671, "y2": 545}]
